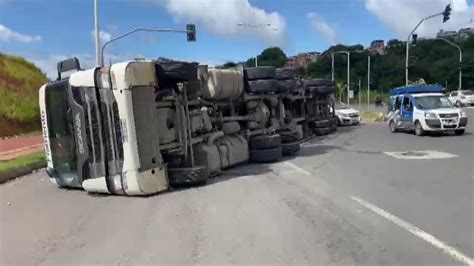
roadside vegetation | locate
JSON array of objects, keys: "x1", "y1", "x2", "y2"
[
  {"x1": 0, "y1": 151, "x2": 45, "y2": 174},
  {"x1": 0, "y1": 53, "x2": 48, "y2": 137}
]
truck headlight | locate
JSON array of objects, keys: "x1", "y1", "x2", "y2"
[
  {"x1": 424, "y1": 112, "x2": 437, "y2": 119},
  {"x1": 460, "y1": 111, "x2": 467, "y2": 117}
]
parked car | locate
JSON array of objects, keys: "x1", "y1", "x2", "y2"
[
  {"x1": 335, "y1": 105, "x2": 360, "y2": 126},
  {"x1": 448, "y1": 90, "x2": 474, "y2": 107}
]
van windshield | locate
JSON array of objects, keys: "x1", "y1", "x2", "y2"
[
  {"x1": 45, "y1": 81, "x2": 78, "y2": 183},
  {"x1": 415, "y1": 95, "x2": 454, "y2": 110}
]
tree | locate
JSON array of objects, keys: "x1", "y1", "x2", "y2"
[{"x1": 245, "y1": 47, "x2": 287, "y2": 68}]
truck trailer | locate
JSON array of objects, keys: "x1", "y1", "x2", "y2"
[{"x1": 39, "y1": 58, "x2": 338, "y2": 196}]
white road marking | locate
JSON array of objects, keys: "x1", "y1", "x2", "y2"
[
  {"x1": 351, "y1": 196, "x2": 474, "y2": 266},
  {"x1": 283, "y1": 162, "x2": 311, "y2": 176},
  {"x1": 384, "y1": 150, "x2": 458, "y2": 160}
]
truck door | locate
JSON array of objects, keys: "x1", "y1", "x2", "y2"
[{"x1": 400, "y1": 95, "x2": 414, "y2": 128}]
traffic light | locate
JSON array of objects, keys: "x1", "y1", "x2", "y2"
[
  {"x1": 186, "y1": 24, "x2": 196, "y2": 42},
  {"x1": 412, "y1": 34, "x2": 418, "y2": 45},
  {"x1": 443, "y1": 4, "x2": 451, "y2": 23}
]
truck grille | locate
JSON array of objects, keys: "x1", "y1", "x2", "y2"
[
  {"x1": 439, "y1": 113, "x2": 458, "y2": 118},
  {"x1": 101, "y1": 102, "x2": 114, "y2": 162},
  {"x1": 112, "y1": 102, "x2": 124, "y2": 160},
  {"x1": 83, "y1": 102, "x2": 93, "y2": 163},
  {"x1": 90, "y1": 104, "x2": 102, "y2": 162}
]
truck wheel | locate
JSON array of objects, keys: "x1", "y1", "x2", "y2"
[
  {"x1": 246, "y1": 79, "x2": 281, "y2": 94},
  {"x1": 244, "y1": 67, "x2": 276, "y2": 80},
  {"x1": 250, "y1": 147, "x2": 282, "y2": 163},
  {"x1": 389, "y1": 120, "x2": 398, "y2": 133},
  {"x1": 250, "y1": 134, "x2": 281, "y2": 150},
  {"x1": 313, "y1": 127, "x2": 330, "y2": 136},
  {"x1": 304, "y1": 79, "x2": 333, "y2": 87},
  {"x1": 281, "y1": 143, "x2": 300, "y2": 156},
  {"x1": 307, "y1": 85, "x2": 337, "y2": 94},
  {"x1": 155, "y1": 60, "x2": 198, "y2": 82},
  {"x1": 278, "y1": 79, "x2": 297, "y2": 92},
  {"x1": 455, "y1": 129, "x2": 465, "y2": 135},
  {"x1": 415, "y1": 121, "x2": 425, "y2": 136},
  {"x1": 276, "y1": 68, "x2": 296, "y2": 80},
  {"x1": 310, "y1": 119, "x2": 330, "y2": 128},
  {"x1": 168, "y1": 166, "x2": 208, "y2": 187}
]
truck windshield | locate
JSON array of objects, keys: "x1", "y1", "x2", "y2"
[
  {"x1": 415, "y1": 95, "x2": 454, "y2": 110},
  {"x1": 45, "y1": 81, "x2": 78, "y2": 182}
]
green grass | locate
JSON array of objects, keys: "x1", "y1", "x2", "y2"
[
  {"x1": 0, "y1": 151, "x2": 45, "y2": 173},
  {"x1": 0, "y1": 85, "x2": 39, "y2": 123},
  {"x1": 361, "y1": 111, "x2": 386, "y2": 122}
]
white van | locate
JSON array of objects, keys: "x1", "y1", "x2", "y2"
[{"x1": 388, "y1": 85, "x2": 468, "y2": 136}]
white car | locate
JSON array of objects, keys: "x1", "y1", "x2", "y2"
[
  {"x1": 335, "y1": 105, "x2": 360, "y2": 126},
  {"x1": 448, "y1": 90, "x2": 474, "y2": 107}
]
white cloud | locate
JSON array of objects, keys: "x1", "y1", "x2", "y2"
[
  {"x1": 307, "y1": 12, "x2": 337, "y2": 44},
  {"x1": 91, "y1": 30, "x2": 112, "y2": 44},
  {"x1": 148, "y1": 0, "x2": 287, "y2": 46},
  {"x1": 0, "y1": 24, "x2": 41, "y2": 43},
  {"x1": 365, "y1": 0, "x2": 474, "y2": 38}
]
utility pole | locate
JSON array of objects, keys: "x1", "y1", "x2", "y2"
[
  {"x1": 94, "y1": 0, "x2": 101, "y2": 66},
  {"x1": 358, "y1": 79, "x2": 361, "y2": 111},
  {"x1": 435, "y1": 38, "x2": 462, "y2": 91},
  {"x1": 406, "y1": 4, "x2": 451, "y2": 85},
  {"x1": 347, "y1": 53, "x2": 351, "y2": 105},
  {"x1": 367, "y1": 55, "x2": 371, "y2": 112}
]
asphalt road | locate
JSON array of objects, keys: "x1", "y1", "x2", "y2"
[{"x1": 1, "y1": 109, "x2": 473, "y2": 265}]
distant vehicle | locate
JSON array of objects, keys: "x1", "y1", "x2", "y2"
[
  {"x1": 447, "y1": 90, "x2": 474, "y2": 107},
  {"x1": 335, "y1": 105, "x2": 360, "y2": 126},
  {"x1": 388, "y1": 84, "x2": 468, "y2": 136},
  {"x1": 375, "y1": 96, "x2": 384, "y2": 107}
]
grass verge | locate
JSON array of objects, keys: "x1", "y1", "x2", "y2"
[
  {"x1": 0, "y1": 151, "x2": 45, "y2": 174},
  {"x1": 361, "y1": 111, "x2": 387, "y2": 123}
]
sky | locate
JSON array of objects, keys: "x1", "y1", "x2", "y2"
[{"x1": 0, "y1": 0, "x2": 473, "y2": 78}]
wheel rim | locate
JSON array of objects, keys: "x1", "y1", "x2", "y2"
[
  {"x1": 416, "y1": 124, "x2": 421, "y2": 135},
  {"x1": 390, "y1": 121, "x2": 395, "y2": 132}
]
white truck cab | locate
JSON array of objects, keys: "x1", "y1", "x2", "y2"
[{"x1": 388, "y1": 85, "x2": 468, "y2": 136}]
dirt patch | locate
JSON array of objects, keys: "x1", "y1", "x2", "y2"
[{"x1": 0, "y1": 117, "x2": 40, "y2": 138}]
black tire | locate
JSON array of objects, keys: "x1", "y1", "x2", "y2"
[
  {"x1": 246, "y1": 79, "x2": 281, "y2": 94},
  {"x1": 329, "y1": 124, "x2": 337, "y2": 133},
  {"x1": 307, "y1": 85, "x2": 337, "y2": 94},
  {"x1": 250, "y1": 134, "x2": 281, "y2": 150},
  {"x1": 155, "y1": 60, "x2": 198, "y2": 82},
  {"x1": 250, "y1": 147, "x2": 282, "y2": 163},
  {"x1": 304, "y1": 79, "x2": 333, "y2": 87},
  {"x1": 168, "y1": 166, "x2": 208, "y2": 187},
  {"x1": 313, "y1": 127, "x2": 330, "y2": 136},
  {"x1": 244, "y1": 67, "x2": 276, "y2": 80},
  {"x1": 456, "y1": 101, "x2": 463, "y2": 107},
  {"x1": 281, "y1": 143, "x2": 301, "y2": 156},
  {"x1": 276, "y1": 68, "x2": 296, "y2": 80},
  {"x1": 278, "y1": 79, "x2": 297, "y2": 92},
  {"x1": 455, "y1": 129, "x2": 465, "y2": 135},
  {"x1": 414, "y1": 121, "x2": 425, "y2": 136},
  {"x1": 329, "y1": 117, "x2": 339, "y2": 126},
  {"x1": 310, "y1": 119, "x2": 330, "y2": 128},
  {"x1": 389, "y1": 120, "x2": 398, "y2": 133}
]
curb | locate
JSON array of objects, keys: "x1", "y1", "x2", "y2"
[{"x1": 0, "y1": 161, "x2": 46, "y2": 184}]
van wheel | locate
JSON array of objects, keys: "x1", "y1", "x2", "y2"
[
  {"x1": 415, "y1": 121, "x2": 425, "y2": 136},
  {"x1": 389, "y1": 120, "x2": 398, "y2": 133},
  {"x1": 456, "y1": 101, "x2": 463, "y2": 107},
  {"x1": 455, "y1": 129, "x2": 465, "y2": 135}
]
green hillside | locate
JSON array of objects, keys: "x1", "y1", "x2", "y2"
[{"x1": 0, "y1": 53, "x2": 48, "y2": 136}]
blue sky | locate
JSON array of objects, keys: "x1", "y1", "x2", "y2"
[{"x1": 1, "y1": 0, "x2": 473, "y2": 78}]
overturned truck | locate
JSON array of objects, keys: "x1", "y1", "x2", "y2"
[{"x1": 39, "y1": 58, "x2": 337, "y2": 195}]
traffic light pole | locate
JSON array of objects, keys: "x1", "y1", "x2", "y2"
[{"x1": 100, "y1": 27, "x2": 192, "y2": 66}]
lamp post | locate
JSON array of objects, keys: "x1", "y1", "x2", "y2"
[
  {"x1": 405, "y1": 4, "x2": 452, "y2": 85},
  {"x1": 331, "y1": 51, "x2": 350, "y2": 105},
  {"x1": 94, "y1": 0, "x2": 101, "y2": 66},
  {"x1": 435, "y1": 38, "x2": 462, "y2": 91},
  {"x1": 237, "y1": 23, "x2": 274, "y2": 67}
]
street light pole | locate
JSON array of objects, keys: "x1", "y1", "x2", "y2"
[
  {"x1": 237, "y1": 23, "x2": 273, "y2": 67},
  {"x1": 331, "y1": 53, "x2": 335, "y2": 82},
  {"x1": 367, "y1": 55, "x2": 371, "y2": 112},
  {"x1": 94, "y1": 0, "x2": 101, "y2": 66},
  {"x1": 405, "y1": 11, "x2": 446, "y2": 85},
  {"x1": 332, "y1": 51, "x2": 351, "y2": 105},
  {"x1": 435, "y1": 37, "x2": 462, "y2": 91}
]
